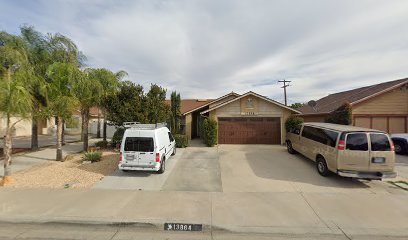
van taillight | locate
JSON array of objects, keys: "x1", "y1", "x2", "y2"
[
  {"x1": 338, "y1": 140, "x2": 345, "y2": 150},
  {"x1": 391, "y1": 141, "x2": 395, "y2": 151},
  {"x1": 119, "y1": 153, "x2": 122, "y2": 162},
  {"x1": 155, "y1": 153, "x2": 160, "y2": 162}
]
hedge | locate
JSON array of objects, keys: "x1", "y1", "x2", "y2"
[
  {"x1": 325, "y1": 102, "x2": 352, "y2": 125},
  {"x1": 285, "y1": 115, "x2": 304, "y2": 132},
  {"x1": 174, "y1": 134, "x2": 188, "y2": 148},
  {"x1": 111, "y1": 127, "x2": 125, "y2": 148},
  {"x1": 202, "y1": 118, "x2": 218, "y2": 147}
]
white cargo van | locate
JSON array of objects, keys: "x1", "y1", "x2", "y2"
[{"x1": 118, "y1": 122, "x2": 176, "y2": 174}]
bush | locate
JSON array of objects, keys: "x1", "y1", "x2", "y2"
[
  {"x1": 202, "y1": 118, "x2": 218, "y2": 147},
  {"x1": 285, "y1": 115, "x2": 304, "y2": 132},
  {"x1": 82, "y1": 151, "x2": 103, "y2": 163},
  {"x1": 325, "y1": 103, "x2": 352, "y2": 125},
  {"x1": 174, "y1": 134, "x2": 188, "y2": 148},
  {"x1": 95, "y1": 140, "x2": 109, "y2": 149},
  {"x1": 111, "y1": 127, "x2": 125, "y2": 148}
]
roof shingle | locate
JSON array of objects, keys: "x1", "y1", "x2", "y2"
[{"x1": 299, "y1": 78, "x2": 408, "y2": 114}]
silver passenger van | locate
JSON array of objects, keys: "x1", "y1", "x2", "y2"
[{"x1": 286, "y1": 122, "x2": 396, "y2": 179}]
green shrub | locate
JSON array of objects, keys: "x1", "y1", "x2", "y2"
[
  {"x1": 111, "y1": 127, "x2": 125, "y2": 148},
  {"x1": 325, "y1": 102, "x2": 352, "y2": 125},
  {"x1": 95, "y1": 140, "x2": 109, "y2": 149},
  {"x1": 174, "y1": 134, "x2": 188, "y2": 148},
  {"x1": 82, "y1": 151, "x2": 103, "y2": 163},
  {"x1": 202, "y1": 118, "x2": 218, "y2": 147},
  {"x1": 285, "y1": 115, "x2": 304, "y2": 132}
]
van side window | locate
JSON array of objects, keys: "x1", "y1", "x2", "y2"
[
  {"x1": 168, "y1": 132, "x2": 174, "y2": 142},
  {"x1": 346, "y1": 134, "x2": 368, "y2": 151},
  {"x1": 301, "y1": 126, "x2": 338, "y2": 147},
  {"x1": 301, "y1": 126, "x2": 313, "y2": 139},
  {"x1": 290, "y1": 125, "x2": 301, "y2": 135},
  {"x1": 370, "y1": 133, "x2": 391, "y2": 151}
]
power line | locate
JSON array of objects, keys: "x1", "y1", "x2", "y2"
[{"x1": 278, "y1": 79, "x2": 291, "y2": 106}]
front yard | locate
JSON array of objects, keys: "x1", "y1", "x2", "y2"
[{"x1": 5, "y1": 151, "x2": 119, "y2": 188}]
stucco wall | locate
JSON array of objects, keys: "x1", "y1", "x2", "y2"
[
  {"x1": 353, "y1": 87, "x2": 408, "y2": 115},
  {"x1": 0, "y1": 116, "x2": 32, "y2": 137}
]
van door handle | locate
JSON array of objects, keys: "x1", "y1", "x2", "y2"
[{"x1": 140, "y1": 153, "x2": 146, "y2": 155}]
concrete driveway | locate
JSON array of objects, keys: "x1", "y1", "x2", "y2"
[
  {"x1": 95, "y1": 140, "x2": 223, "y2": 191},
  {"x1": 95, "y1": 142, "x2": 405, "y2": 194},
  {"x1": 219, "y1": 145, "x2": 403, "y2": 194}
]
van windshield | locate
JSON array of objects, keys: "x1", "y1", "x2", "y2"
[
  {"x1": 370, "y1": 133, "x2": 391, "y2": 151},
  {"x1": 124, "y1": 137, "x2": 154, "y2": 152}
]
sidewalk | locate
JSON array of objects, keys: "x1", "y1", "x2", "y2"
[
  {"x1": 0, "y1": 188, "x2": 408, "y2": 238},
  {"x1": 0, "y1": 139, "x2": 99, "y2": 176}
]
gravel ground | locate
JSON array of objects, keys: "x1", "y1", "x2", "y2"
[{"x1": 5, "y1": 151, "x2": 119, "y2": 188}]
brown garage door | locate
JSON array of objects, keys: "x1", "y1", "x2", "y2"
[
  {"x1": 354, "y1": 116, "x2": 407, "y2": 133},
  {"x1": 218, "y1": 117, "x2": 281, "y2": 144}
]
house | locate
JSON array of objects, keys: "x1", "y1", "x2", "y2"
[
  {"x1": 299, "y1": 78, "x2": 408, "y2": 133},
  {"x1": 0, "y1": 107, "x2": 104, "y2": 138},
  {"x1": 175, "y1": 91, "x2": 300, "y2": 144}
]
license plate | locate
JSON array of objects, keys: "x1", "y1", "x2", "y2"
[
  {"x1": 125, "y1": 155, "x2": 135, "y2": 161},
  {"x1": 372, "y1": 157, "x2": 385, "y2": 163},
  {"x1": 164, "y1": 223, "x2": 202, "y2": 231}
]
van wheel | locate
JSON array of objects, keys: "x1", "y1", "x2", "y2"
[
  {"x1": 316, "y1": 157, "x2": 330, "y2": 177},
  {"x1": 394, "y1": 142, "x2": 403, "y2": 154},
  {"x1": 158, "y1": 159, "x2": 165, "y2": 174},
  {"x1": 286, "y1": 141, "x2": 297, "y2": 154},
  {"x1": 171, "y1": 147, "x2": 176, "y2": 156}
]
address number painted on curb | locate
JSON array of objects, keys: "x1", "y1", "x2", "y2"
[{"x1": 164, "y1": 223, "x2": 202, "y2": 231}]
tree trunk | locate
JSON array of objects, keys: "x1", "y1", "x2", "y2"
[
  {"x1": 97, "y1": 111, "x2": 101, "y2": 138},
  {"x1": 62, "y1": 119, "x2": 65, "y2": 146},
  {"x1": 82, "y1": 108, "x2": 89, "y2": 152},
  {"x1": 80, "y1": 116, "x2": 84, "y2": 141},
  {"x1": 103, "y1": 110, "x2": 107, "y2": 142},
  {"x1": 31, "y1": 108, "x2": 39, "y2": 151},
  {"x1": 2, "y1": 115, "x2": 13, "y2": 185},
  {"x1": 56, "y1": 117, "x2": 63, "y2": 161}
]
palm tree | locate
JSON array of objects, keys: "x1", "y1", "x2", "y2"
[
  {"x1": 20, "y1": 25, "x2": 51, "y2": 151},
  {"x1": 45, "y1": 32, "x2": 84, "y2": 160},
  {"x1": 74, "y1": 68, "x2": 102, "y2": 151},
  {"x1": 0, "y1": 32, "x2": 33, "y2": 185},
  {"x1": 46, "y1": 63, "x2": 79, "y2": 161}
]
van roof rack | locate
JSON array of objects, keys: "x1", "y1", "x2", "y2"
[{"x1": 123, "y1": 122, "x2": 167, "y2": 129}]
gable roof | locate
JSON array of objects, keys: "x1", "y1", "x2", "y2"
[
  {"x1": 300, "y1": 78, "x2": 408, "y2": 114},
  {"x1": 181, "y1": 92, "x2": 240, "y2": 115},
  {"x1": 165, "y1": 99, "x2": 213, "y2": 115},
  {"x1": 200, "y1": 91, "x2": 301, "y2": 114}
]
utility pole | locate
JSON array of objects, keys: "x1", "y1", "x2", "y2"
[{"x1": 278, "y1": 79, "x2": 291, "y2": 106}]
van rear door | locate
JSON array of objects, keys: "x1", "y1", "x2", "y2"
[
  {"x1": 368, "y1": 133, "x2": 394, "y2": 172},
  {"x1": 123, "y1": 137, "x2": 139, "y2": 165},
  {"x1": 136, "y1": 137, "x2": 156, "y2": 167},
  {"x1": 338, "y1": 133, "x2": 370, "y2": 171}
]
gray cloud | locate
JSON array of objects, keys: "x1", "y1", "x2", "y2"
[{"x1": 1, "y1": 0, "x2": 408, "y2": 104}]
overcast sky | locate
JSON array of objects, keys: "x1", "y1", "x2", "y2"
[{"x1": 1, "y1": 0, "x2": 408, "y2": 104}]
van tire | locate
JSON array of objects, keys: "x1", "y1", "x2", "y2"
[
  {"x1": 316, "y1": 157, "x2": 330, "y2": 177},
  {"x1": 394, "y1": 142, "x2": 404, "y2": 154},
  {"x1": 158, "y1": 159, "x2": 166, "y2": 174},
  {"x1": 286, "y1": 141, "x2": 297, "y2": 154},
  {"x1": 171, "y1": 147, "x2": 176, "y2": 156}
]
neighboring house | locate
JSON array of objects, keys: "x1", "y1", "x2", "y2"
[
  {"x1": 299, "y1": 78, "x2": 408, "y2": 133},
  {"x1": 0, "y1": 106, "x2": 104, "y2": 138},
  {"x1": 174, "y1": 91, "x2": 300, "y2": 144}
]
